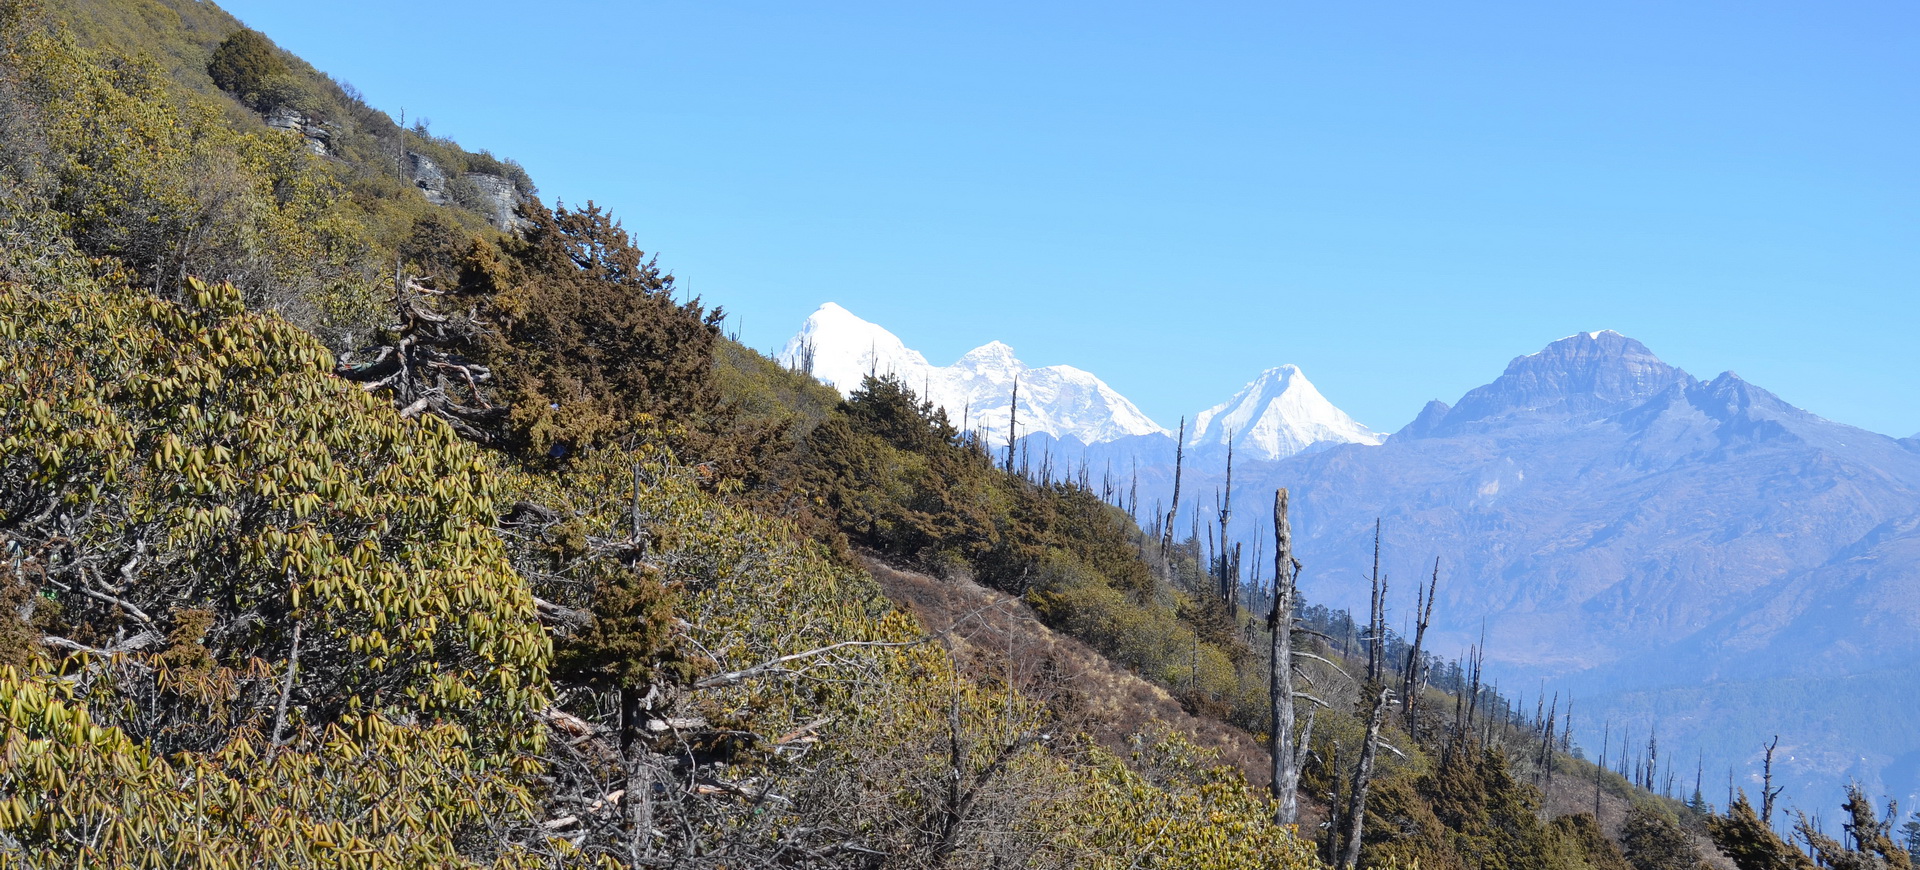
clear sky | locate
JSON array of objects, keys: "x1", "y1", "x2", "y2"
[{"x1": 220, "y1": 1, "x2": 1918, "y2": 437}]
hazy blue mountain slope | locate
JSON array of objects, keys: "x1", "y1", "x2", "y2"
[
  {"x1": 1206, "y1": 332, "x2": 1920, "y2": 811},
  {"x1": 1241, "y1": 334, "x2": 1920, "y2": 675}
]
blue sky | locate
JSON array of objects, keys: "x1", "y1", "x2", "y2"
[{"x1": 222, "y1": 1, "x2": 1918, "y2": 436}]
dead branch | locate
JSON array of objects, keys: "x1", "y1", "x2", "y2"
[{"x1": 695, "y1": 638, "x2": 935, "y2": 689}]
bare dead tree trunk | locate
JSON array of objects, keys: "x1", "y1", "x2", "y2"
[
  {"x1": 270, "y1": 620, "x2": 301, "y2": 749},
  {"x1": 621, "y1": 686, "x2": 655, "y2": 865},
  {"x1": 1762, "y1": 736, "x2": 1783, "y2": 828},
  {"x1": 1694, "y1": 751, "x2": 1704, "y2": 810},
  {"x1": 1366, "y1": 520, "x2": 1386, "y2": 684},
  {"x1": 1540, "y1": 693, "x2": 1558, "y2": 791},
  {"x1": 1270, "y1": 488, "x2": 1304, "y2": 826},
  {"x1": 1005, "y1": 377, "x2": 1019, "y2": 474},
  {"x1": 1218, "y1": 438, "x2": 1235, "y2": 611},
  {"x1": 1324, "y1": 739, "x2": 1344, "y2": 865},
  {"x1": 1161, "y1": 417, "x2": 1186, "y2": 577},
  {"x1": 1206, "y1": 518, "x2": 1217, "y2": 587},
  {"x1": 1128, "y1": 458, "x2": 1138, "y2": 519},
  {"x1": 1465, "y1": 625, "x2": 1486, "y2": 730},
  {"x1": 1563, "y1": 696, "x2": 1574, "y2": 755},
  {"x1": 1230, "y1": 542, "x2": 1242, "y2": 615},
  {"x1": 1597, "y1": 720, "x2": 1609, "y2": 820},
  {"x1": 1403, "y1": 558, "x2": 1437, "y2": 734},
  {"x1": 1341, "y1": 682, "x2": 1391, "y2": 870},
  {"x1": 1647, "y1": 728, "x2": 1660, "y2": 794}
]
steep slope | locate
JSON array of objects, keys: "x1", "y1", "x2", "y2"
[
  {"x1": 777, "y1": 302, "x2": 1166, "y2": 444},
  {"x1": 862, "y1": 557, "x2": 1272, "y2": 781},
  {"x1": 1188, "y1": 364, "x2": 1383, "y2": 460}
]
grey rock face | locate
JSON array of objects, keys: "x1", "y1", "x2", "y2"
[
  {"x1": 457, "y1": 172, "x2": 529, "y2": 232},
  {"x1": 264, "y1": 106, "x2": 333, "y2": 155},
  {"x1": 404, "y1": 153, "x2": 528, "y2": 230},
  {"x1": 406, "y1": 151, "x2": 449, "y2": 205}
]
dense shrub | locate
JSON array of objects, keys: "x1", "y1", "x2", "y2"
[
  {"x1": 206, "y1": 28, "x2": 281, "y2": 107},
  {"x1": 0, "y1": 272, "x2": 551, "y2": 865}
]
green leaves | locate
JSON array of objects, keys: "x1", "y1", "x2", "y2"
[
  {"x1": 206, "y1": 29, "x2": 285, "y2": 108},
  {"x1": 0, "y1": 274, "x2": 553, "y2": 865}
]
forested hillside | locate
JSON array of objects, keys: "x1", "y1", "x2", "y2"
[{"x1": 1, "y1": 1, "x2": 1907, "y2": 867}]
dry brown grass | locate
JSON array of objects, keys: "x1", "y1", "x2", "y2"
[{"x1": 863, "y1": 555, "x2": 1275, "y2": 786}]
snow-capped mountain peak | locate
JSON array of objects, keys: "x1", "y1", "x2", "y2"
[
  {"x1": 1188, "y1": 365, "x2": 1383, "y2": 460},
  {"x1": 777, "y1": 304, "x2": 1167, "y2": 445},
  {"x1": 954, "y1": 341, "x2": 1022, "y2": 377},
  {"x1": 777, "y1": 303, "x2": 931, "y2": 395}
]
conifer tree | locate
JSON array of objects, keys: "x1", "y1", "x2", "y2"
[
  {"x1": 1708, "y1": 794, "x2": 1818, "y2": 870},
  {"x1": 1795, "y1": 786, "x2": 1913, "y2": 870},
  {"x1": 207, "y1": 29, "x2": 285, "y2": 109}
]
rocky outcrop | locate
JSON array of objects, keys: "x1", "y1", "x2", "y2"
[
  {"x1": 457, "y1": 172, "x2": 530, "y2": 232},
  {"x1": 404, "y1": 152, "x2": 530, "y2": 231},
  {"x1": 263, "y1": 106, "x2": 334, "y2": 155},
  {"x1": 406, "y1": 151, "x2": 450, "y2": 205}
]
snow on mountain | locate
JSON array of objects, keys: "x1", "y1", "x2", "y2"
[
  {"x1": 776, "y1": 302, "x2": 934, "y2": 395},
  {"x1": 1187, "y1": 365, "x2": 1383, "y2": 460},
  {"x1": 777, "y1": 303, "x2": 1167, "y2": 445}
]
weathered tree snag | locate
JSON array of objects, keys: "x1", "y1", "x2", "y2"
[
  {"x1": 1004, "y1": 377, "x2": 1019, "y2": 474},
  {"x1": 1762, "y1": 736, "x2": 1784, "y2": 828},
  {"x1": 1366, "y1": 520, "x2": 1387, "y2": 685},
  {"x1": 1341, "y1": 547, "x2": 1393, "y2": 870},
  {"x1": 270, "y1": 620, "x2": 301, "y2": 749},
  {"x1": 1540, "y1": 693, "x2": 1558, "y2": 790},
  {"x1": 619, "y1": 684, "x2": 657, "y2": 864},
  {"x1": 1270, "y1": 488, "x2": 1305, "y2": 826},
  {"x1": 1403, "y1": 558, "x2": 1438, "y2": 734},
  {"x1": 1597, "y1": 721, "x2": 1609, "y2": 820},
  {"x1": 1464, "y1": 628, "x2": 1485, "y2": 732},
  {"x1": 1128, "y1": 458, "x2": 1139, "y2": 519},
  {"x1": 1161, "y1": 417, "x2": 1186, "y2": 578},
  {"x1": 334, "y1": 268, "x2": 504, "y2": 442},
  {"x1": 1217, "y1": 438, "x2": 1235, "y2": 611},
  {"x1": 1341, "y1": 682, "x2": 1390, "y2": 870}
]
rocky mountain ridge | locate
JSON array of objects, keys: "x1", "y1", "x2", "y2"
[{"x1": 1217, "y1": 332, "x2": 1920, "y2": 810}]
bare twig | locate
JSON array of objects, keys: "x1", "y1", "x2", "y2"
[{"x1": 695, "y1": 638, "x2": 934, "y2": 689}]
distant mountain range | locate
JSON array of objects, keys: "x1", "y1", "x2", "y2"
[
  {"x1": 780, "y1": 305, "x2": 1920, "y2": 811},
  {"x1": 777, "y1": 303, "x2": 1167, "y2": 445},
  {"x1": 776, "y1": 302, "x2": 1381, "y2": 459}
]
